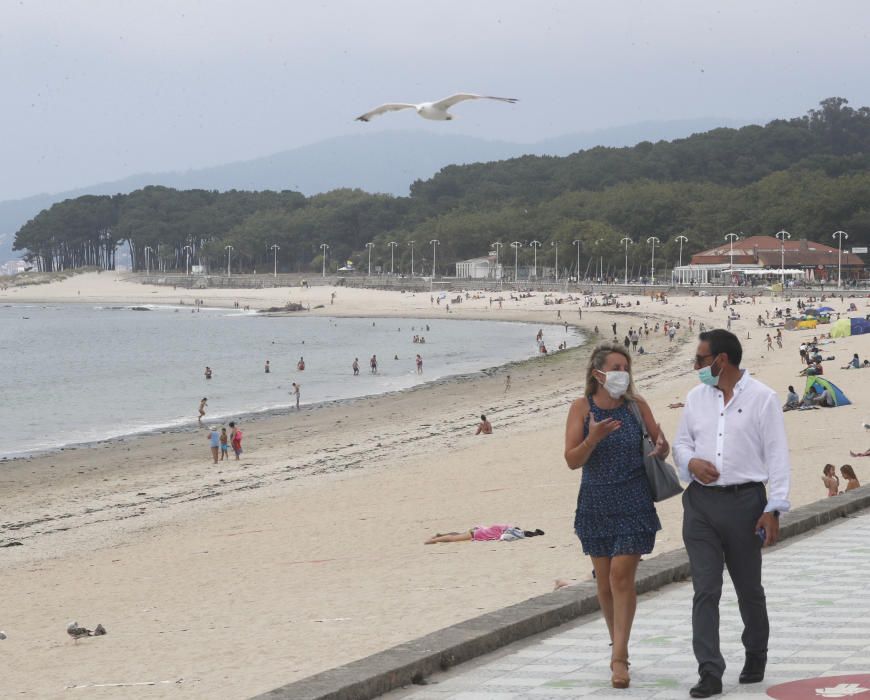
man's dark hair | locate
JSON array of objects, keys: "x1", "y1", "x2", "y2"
[
  {"x1": 699, "y1": 329, "x2": 742, "y2": 366},
  {"x1": 481, "y1": 415, "x2": 486, "y2": 421}
]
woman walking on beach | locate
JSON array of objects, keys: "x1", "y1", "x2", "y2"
[
  {"x1": 564, "y1": 342, "x2": 668, "y2": 689},
  {"x1": 198, "y1": 397, "x2": 207, "y2": 425}
]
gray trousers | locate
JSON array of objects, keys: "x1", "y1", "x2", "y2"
[{"x1": 682, "y1": 482, "x2": 769, "y2": 679}]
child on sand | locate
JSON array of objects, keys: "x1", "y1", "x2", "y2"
[
  {"x1": 841, "y1": 465, "x2": 861, "y2": 491},
  {"x1": 822, "y1": 464, "x2": 839, "y2": 496},
  {"x1": 219, "y1": 428, "x2": 229, "y2": 460},
  {"x1": 475, "y1": 415, "x2": 493, "y2": 435}
]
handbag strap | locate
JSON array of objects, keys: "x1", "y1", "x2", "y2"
[{"x1": 625, "y1": 399, "x2": 650, "y2": 439}]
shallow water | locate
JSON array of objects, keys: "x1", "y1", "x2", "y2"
[{"x1": 0, "y1": 304, "x2": 582, "y2": 457}]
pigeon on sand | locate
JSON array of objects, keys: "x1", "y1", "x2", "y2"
[
  {"x1": 355, "y1": 93, "x2": 517, "y2": 122},
  {"x1": 67, "y1": 621, "x2": 106, "y2": 642}
]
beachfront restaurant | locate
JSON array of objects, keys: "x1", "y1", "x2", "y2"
[
  {"x1": 671, "y1": 264, "x2": 805, "y2": 286},
  {"x1": 673, "y1": 235, "x2": 866, "y2": 285}
]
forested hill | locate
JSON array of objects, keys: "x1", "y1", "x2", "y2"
[{"x1": 13, "y1": 98, "x2": 870, "y2": 276}]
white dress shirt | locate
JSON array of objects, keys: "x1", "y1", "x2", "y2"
[{"x1": 673, "y1": 370, "x2": 791, "y2": 513}]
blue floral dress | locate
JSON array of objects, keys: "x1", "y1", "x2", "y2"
[{"x1": 574, "y1": 397, "x2": 661, "y2": 557}]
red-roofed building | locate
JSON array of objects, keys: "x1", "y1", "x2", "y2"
[{"x1": 683, "y1": 235, "x2": 865, "y2": 284}]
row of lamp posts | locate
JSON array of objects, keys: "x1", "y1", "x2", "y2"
[{"x1": 178, "y1": 229, "x2": 854, "y2": 289}]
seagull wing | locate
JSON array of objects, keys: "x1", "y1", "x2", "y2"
[
  {"x1": 355, "y1": 103, "x2": 418, "y2": 122},
  {"x1": 430, "y1": 93, "x2": 518, "y2": 110}
]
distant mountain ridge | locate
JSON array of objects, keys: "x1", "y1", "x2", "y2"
[{"x1": 0, "y1": 117, "x2": 744, "y2": 263}]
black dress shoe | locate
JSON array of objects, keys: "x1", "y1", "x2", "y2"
[
  {"x1": 739, "y1": 653, "x2": 767, "y2": 684},
  {"x1": 690, "y1": 673, "x2": 723, "y2": 698}
]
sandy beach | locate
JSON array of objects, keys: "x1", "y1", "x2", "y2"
[{"x1": 2, "y1": 273, "x2": 869, "y2": 699}]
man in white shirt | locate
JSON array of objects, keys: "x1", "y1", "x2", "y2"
[{"x1": 673, "y1": 329, "x2": 791, "y2": 698}]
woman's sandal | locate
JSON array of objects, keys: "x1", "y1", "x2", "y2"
[{"x1": 610, "y1": 658, "x2": 630, "y2": 689}]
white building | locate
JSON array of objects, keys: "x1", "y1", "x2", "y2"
[
  {"x1": 455, "y1": 256, "x2": 503, "y2": 280},
  {"x1": 0, "y1": 259, "x2": 27, "y2": 276}
]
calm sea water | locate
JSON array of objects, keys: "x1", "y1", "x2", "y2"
[{"x1": 0, "y1": 304, "x2": 582, "y2": 458}]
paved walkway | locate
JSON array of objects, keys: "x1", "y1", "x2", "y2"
[{"x1": 392, "y1": 511, "x2": 870, "y2": 700}]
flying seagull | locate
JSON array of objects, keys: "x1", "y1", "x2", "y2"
[
  {"x1": 355, "y1": 93, "x2": 518, "y2": 122},
  {"x1": 67, "y1": 621, "x2": 106, "y2": 642}
]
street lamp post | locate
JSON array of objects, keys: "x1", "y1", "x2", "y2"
[
  {"x1": 408, "y1": 240, "x2": 415, "y2": 277},
  {"x1": 724, "y1": 233, "x2": 740, "y2": 282},
  {"x1": 320, "y1": 243, "x2": 329, "y2": 278},
  {"x1": 510, "y1": 241, "x2": 522, "y2": 282},
  {"x1": 593, "y1": 238, "x2": 603, "y2": 282},
  {"x1": 775, "y1": 230, "x2": 791, "y2": 290},
  {"x1": 225, "y1": 245, "x2": 233, "y2": 277},
  {"x1": 388, "y1": 241, "x2": 397, "y2": 275},
  {"x1": 529, "y1": 240, "x2": 541, "y2": 280},
  {"x1": 646, "y1": 236, "x2": 660, "y2": 285},
  {"x1": 551, "y1": 241, "x2": 558, "y2": 282},
  {"x1": 183, "y1": 244, "x2": 193, "y2": 275},
  {"x1": 572, "y1": 240, "x2": 581, "y2": 284},
  {"x1": 144, "y1": 246, "x2": 153, "y2": 275},
  {"x1": 832, "y1": 230, "x2": 848, "y2": 288},
  {"x1": 270, "y1": 244, "x2": 280, "y2": 277},
  {"x1": 620, "y1": 237, "x2": 632, "y2": 285},
  {"x1": 674, "y1": 235, "x2": 688, "y2": 285},
  {"x1": 366, "y1": 242, "x2": 374, "y2": 276},
  {"x1": 429, "y1": 239, "x2": 439, "y2": 279},
  {"x1": 491, "y1": 241, "x2": 502, "y2": 281}
]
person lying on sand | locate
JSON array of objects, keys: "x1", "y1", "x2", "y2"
[
  {"x1": 425, "y1": 525, "x2": 544, "y2": 544},
  {"x1": 849, "y1": 449, "x2": 870, "y2": 458}
]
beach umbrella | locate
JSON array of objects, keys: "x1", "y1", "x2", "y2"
[
  {"x1": 803, "y1": 308, "x2": 820, "y2": 316},
  {"x1": 817, "y1": 306, "x2": 835, "y2": 312}
]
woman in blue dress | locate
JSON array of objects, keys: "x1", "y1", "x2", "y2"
[{"x1": 564, "y1": 342, "x2": 669, "y2": 688}]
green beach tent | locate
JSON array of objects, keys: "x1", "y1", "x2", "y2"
[
  {"x1": 804, "y1": 376, "x2": 851, "y2": 407},
  {"x1": 830, "y1": 318, "x2": 852, "y2": 338}
]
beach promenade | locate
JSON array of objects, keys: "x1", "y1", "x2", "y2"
[{"x1": 391, "y1": 510, "x2": 870, "y2": 700}]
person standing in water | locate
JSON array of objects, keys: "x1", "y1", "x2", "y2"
[
  {"x1": 198, "y1": 398, "x2": 207, "y2": 425},
  {"x1": 370, "y1": 354, "x2": 378, "y2": 374},
  {"x1": 352, "y1": 358, "x2": 360, "y2": 375},
  {"x1": 291, "y1": 382, "x2": 300, "y2": 410},
  {"x1": 416, "y1": 354, "x2": 423, "y2": 374},
  {"x1": 264, "y1": 360, "x2": 270, "y2": 373},
  {"x1": 297, "y1": 357, "x2": 305, "y2": 371},
  {"x1": 204, "y1": 366, "x2": 212, "y2": 379}
]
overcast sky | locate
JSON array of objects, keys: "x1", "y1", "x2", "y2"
[{"x1": 2, "y1": 0, "x2": 870, "y2": 200}]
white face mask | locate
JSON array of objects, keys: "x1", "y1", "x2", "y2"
[{"x1": 598, "y1": 370, "x2": 631, "y2": 399}]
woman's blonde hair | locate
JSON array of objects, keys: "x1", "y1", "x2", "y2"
[
  {"x1": 584, "y1": 342, "x2": 638, "y2": 400},
  {"x1": 841, "y1": 464, "x2": 858, "y2": 481}
]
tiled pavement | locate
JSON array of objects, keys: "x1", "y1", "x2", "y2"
[{"x1": 391, "y1": 511, "x2": 870, "y2": 700}]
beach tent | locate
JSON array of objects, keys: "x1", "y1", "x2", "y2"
[
  {"x1": 830, "y1": 317, "x2": 870, "y2": 337},
  {"x1": 831, "y1": 318, "x2": 852, "y2": 338},
  {"x1": 804, "y1": 376, "x2": 851, "y2": 407},
  {"x1": 797, "y1": 319, "x2": 818, "y2": 329}
]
